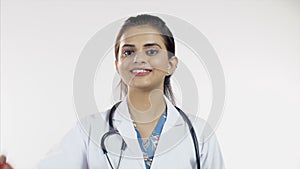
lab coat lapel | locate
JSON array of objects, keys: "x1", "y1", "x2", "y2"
[
  {"x1": 160, "y1": 96, "x2": 185, "y2": 132},
  {"x1": 112, "y1": 98, "x2": 146, "y2": 169},
  {"x1": 150, "y1": 97, "x2": 187, "y2": 169}
]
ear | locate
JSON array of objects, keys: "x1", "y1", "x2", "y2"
[
  {"x1": 167, "y1": 56, "x2": 178, "y2": 75},
  {"x1": 115, "y1": 60, "x2": 120, "y2": 74}
]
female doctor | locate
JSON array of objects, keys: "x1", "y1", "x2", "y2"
[{"x1": 35, "y1": 14, "x2": 225, "y2": 169}]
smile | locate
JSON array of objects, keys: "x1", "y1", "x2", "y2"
[{"x1": 130, "y1": 68, "x2": 152, "y2": 76}]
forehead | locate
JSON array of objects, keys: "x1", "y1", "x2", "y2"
[{"x1": 119, "y1": 25, "x2": 165, "y2": 48}]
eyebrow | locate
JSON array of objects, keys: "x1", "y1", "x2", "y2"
[
  {"x1": 143, "y1": 43, "x2": 162, "y2": 49},
  {"x1": 121, "y1": 43, "x2": 162, "y2": 49},
  {"x1": 122, "y1": 44, "x2": 135, "y2": 48}
]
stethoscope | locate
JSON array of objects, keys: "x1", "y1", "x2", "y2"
[{"x1": 101, "y1": 101, "x2": 201, "y2": 169}]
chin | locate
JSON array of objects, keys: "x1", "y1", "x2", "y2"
[
  {"x1": 130, "y1": 82, "x2": 164, "y2": 92},
  {"x1": 130, "y1": 83, "x2": 153, "y2": 90}
]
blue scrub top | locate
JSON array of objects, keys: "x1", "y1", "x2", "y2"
[{"x1": 134, "y1": 111, "x2": 167, "y2": 169}]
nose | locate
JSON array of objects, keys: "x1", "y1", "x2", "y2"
[{"x1": 133, "y1": 51, "x2": 147, "y2": 64}]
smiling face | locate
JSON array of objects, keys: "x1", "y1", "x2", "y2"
[{"x1": 115, "y1": 25, "x2": 177, "y2": 92}]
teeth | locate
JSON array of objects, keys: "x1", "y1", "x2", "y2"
[{"x1": 132, "y1": 69, "x2": 150, "y2": 73}]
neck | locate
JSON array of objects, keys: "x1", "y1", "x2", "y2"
[{"x1": 127, "y1": 88, "x2": 166, "y2": 124}]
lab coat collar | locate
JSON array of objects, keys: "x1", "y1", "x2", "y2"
[
  {"x1": 111, "y1": 96, "x2": 185, "y2": 165},
  {"x1": 112, "y1": 95, "x2": 185, "y2": 131}
]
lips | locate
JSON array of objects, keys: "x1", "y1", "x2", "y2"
[{"x1": 130, "y1": 68, "x2": 152, "y2": 76}]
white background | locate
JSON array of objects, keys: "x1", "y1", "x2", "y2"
[{"x1": 1, "y1": 0, "x2": 300, "y2": 168}]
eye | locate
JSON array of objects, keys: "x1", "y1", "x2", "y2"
[
  {"x1": 123, "y1": 50, "x2": 135, "y2": 57},
  {"x1": 145, "y1": 49, "x2": 159, "y2": 56}
]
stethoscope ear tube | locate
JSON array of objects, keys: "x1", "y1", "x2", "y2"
[
  {"x1": 108, "y1": 101, "x2": 122, "y2": 130},
  {"x1": 101, "y1": 129, "x2": 127, "y2": 169},
  {"x1": 102, "y1": 101, "x2": 122, "y2": 154},
  {"x1": 101, "y1": 101, "x2": 125, "y2": 169},
  {"x1": 101, "y1": 129, "x2": 126, "y2": 153},
  {"x1": 101, "y1": 130, "x2": 116, "y2": 154},
  {"x1": 175, "y1": 106, "x2": 201, "y2": 169},
  {"x1": 121, "y1": 139, "x2": 127, "y2": 150}
]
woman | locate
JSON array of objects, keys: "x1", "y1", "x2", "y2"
[{"x1": 2, "y1": 14, "x2": 225, "y2": 169}]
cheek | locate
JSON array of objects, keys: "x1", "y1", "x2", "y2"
[
  {"x1": 118, "y1": 65, "x2": 128, "y2": 77},
  {"x1": 150, "y1": 56, "x2": 169, "y2": 69},
  {"x1": 117, "y1": 59, "x2": 132, "y2": 80},
  {"x1": 117, "y1": 59, "x2": 130, "y2": 71}
]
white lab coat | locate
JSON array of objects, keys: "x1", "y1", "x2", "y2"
[{"x1": 36, "y1": 97, "x2": 225, "y2": 169}]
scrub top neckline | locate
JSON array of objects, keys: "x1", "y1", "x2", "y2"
[{"x1": 134, "y1": 110, "x2": 167, "y2": 169}]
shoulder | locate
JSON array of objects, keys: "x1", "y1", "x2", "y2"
[
  {"x1": 185, "y1": 113, "x2": 206, "y2": 130},
  {"x1": 78, "y1": 110, "x2": 108, "y2": 127},
  {"x1": 76, "y1": 110, "x2": 110, "y2": 137},
  {"x1": 184, "y1": 113, "x2": 218, "y2": 143}
]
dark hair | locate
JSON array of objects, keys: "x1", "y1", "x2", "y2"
[{"x1": 114, "y1": 14, "x2": 176, "y2": 105}]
